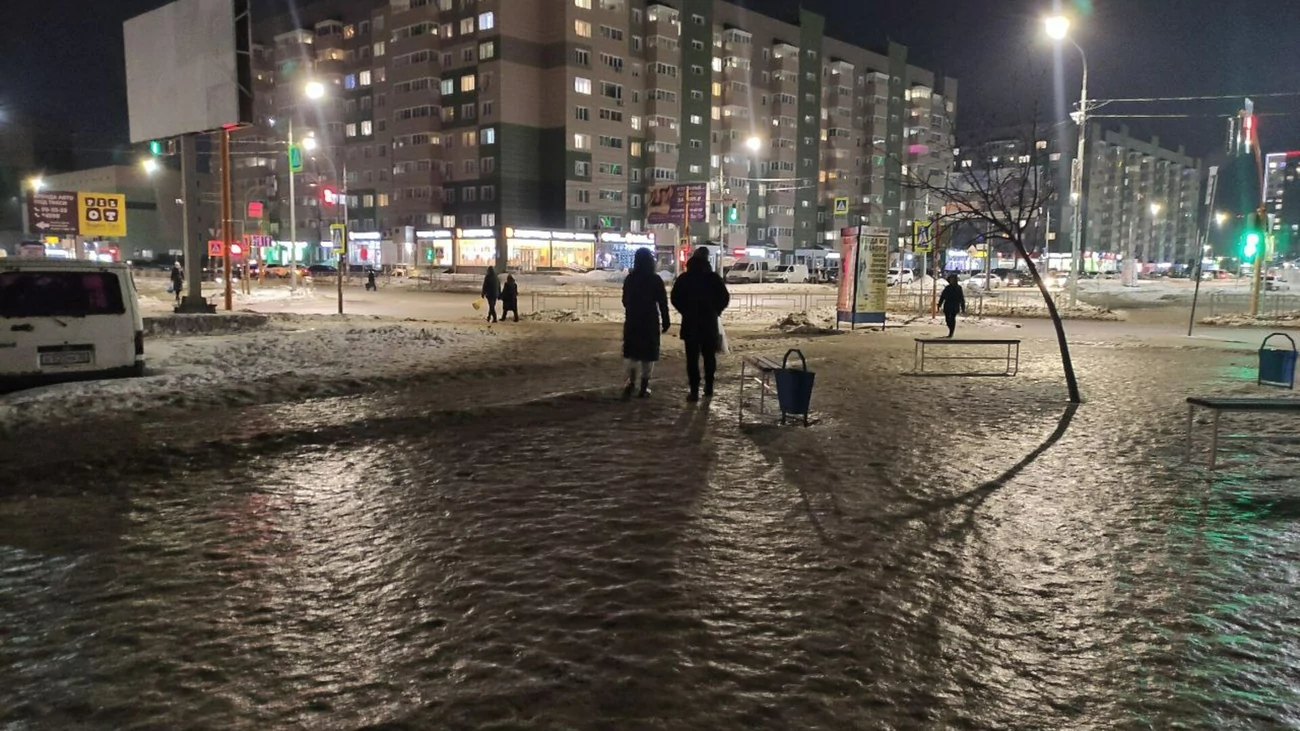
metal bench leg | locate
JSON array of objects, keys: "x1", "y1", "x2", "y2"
[
  {"x1": 1185, "y1": 404, "x2": 1195, "y2": 464},
  {"x1": 1208, "y1": 411, "x2": 1221, "y2": 470},
  {"x1": 738, "y1": 361, "x2": 746, "y2": 425}
]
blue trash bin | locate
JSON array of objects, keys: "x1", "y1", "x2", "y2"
[
  {"x1": 1258, "y1": 333, "x2": 1298, "y2": 389},
  {"x1": 773, "y1": 349, "x2": 816, "y2": 425}
]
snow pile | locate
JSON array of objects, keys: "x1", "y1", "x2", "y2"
[
  {"x1": 522, "y1": 309, "x2": 616, "y2": 323},
  {"x1": 968, "y1": 296, "x2": 1120, "y2": 321},
  {"x1": 1201, "y1": 312, "x2": 1300, "y2": 329},
  {"x1": 0, "y1": 317, "x2": 503, "y2": 431},
  {"x1": 770, "y1": 312, "x2": 838, "y2": 335}
]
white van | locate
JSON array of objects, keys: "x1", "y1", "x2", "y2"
[
  {"x1": 0, "y1": 260, "x2": 145, "y2": 391},
  {"x1": 725, "y1": 257, "x2": 775, "y2": 284},
  {"x1": 770, "y1": 264, "x2": 810, "y2": 284}
]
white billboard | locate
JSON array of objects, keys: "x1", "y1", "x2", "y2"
[{"x1": 124, "y1": 0, "x2": 252, "y2": 142}]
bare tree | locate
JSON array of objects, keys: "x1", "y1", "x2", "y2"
[{"x1": 905, "y1": 118, "x2": 1082, "y2": 404}]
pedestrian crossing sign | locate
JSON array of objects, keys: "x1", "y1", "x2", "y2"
[
  {"x1": 833, "y1": 197, "x2": 849, "y2": 216},
  {"x1": 914, "y1": 220, "x2": 933, "y2": 253}
]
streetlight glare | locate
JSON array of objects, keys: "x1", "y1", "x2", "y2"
[
  {"x1": 304, "y1": 81, "x2": 326, "y2": 100},
  {"x1": 745, "y1": 135, "x2": 762, "y2": 152},
  {"x1": 141, "y1": 158, "x2": 160, "y2": 174},
  {"x1": 28, "y1": 177, "x2": 44, "y2": 192},
  {"x1": 1150, "y1": 203, "x2": 1161, "y2": 216},
  {"x1": 1044, "y1": 15, "x2": 1071, "y2": 40},
  {"x1": 302, "y1": 135, "x2": 319, "y2": 151}
]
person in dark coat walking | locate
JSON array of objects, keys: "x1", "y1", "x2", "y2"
[
  {"x1": 170, "y1": 262, "x2": 184, "y2": 304},
  {"x1": 500, "y1": 274, "x2": 519, "y2": 322},
  {"x1": 670, "y1": 246, "x2": 730, "y2": 402},
  {"x1": 621, "y1": 248, "x2": 670, "y2": 398},
  {"x1": 481, "y1": 266, "x2": 501, "y2": 323},
  {"x1": 938, "y1": 274, "x2": 966, "y2": 338}
]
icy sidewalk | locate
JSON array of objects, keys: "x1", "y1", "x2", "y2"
[{"x1": 0, "y1": 314, "x2": 506, "y2": 433}]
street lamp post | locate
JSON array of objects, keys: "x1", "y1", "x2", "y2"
[
  {"x1": 304, "y1": 134, "x2": 347, "y2": 315},
  {"x1": 1046, "y1": 15, "x2": 1088, "y2": 307},
  {"x1": 285, "y1": 80, "x2": 327, "y2": 292}
]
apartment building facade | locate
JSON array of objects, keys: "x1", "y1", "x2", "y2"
[
  {"x1": 1082, "y1": 125, "x2": 1202, "y2": 266},
  {"x1": 232, "y1": 0, "x2": 956, "y2": 268},
  {"x1": 1264, "y1": 151, "x2": 1300, "y2": 257}
]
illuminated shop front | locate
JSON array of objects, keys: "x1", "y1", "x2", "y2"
[
  {"x1": 345, "y1": 231, "x2": 383, "y2": 267},
  {"x1": 416, "y1": 229, "x2": 454, "y2": 267},
  {"x1": 456, "y1": 228, "x2": 499, "y2": 268},
  {"x1": 595, "y1": 231, "x2": 658, "y2": 270}
]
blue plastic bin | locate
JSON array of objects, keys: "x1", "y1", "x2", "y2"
[
  {"x1": 773, "y1": 349, "x2": 816, "y2": 425},
  {"x1": 1258, "y1": 333, "x2": 1297, "y2": 389}
]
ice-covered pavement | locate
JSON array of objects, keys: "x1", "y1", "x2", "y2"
[{"x1": 3, "y1": 320, "x2": 1300, "y2": 729}]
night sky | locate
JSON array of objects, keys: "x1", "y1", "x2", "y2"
[{"x1": 2, "y1": 0, "x2": 1298, "y2": 166}]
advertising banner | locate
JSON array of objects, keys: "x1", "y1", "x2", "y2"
[
  {"x1": 646, "y1": 183, "x2": 708, "y2": 225},
  {"x1": 836, "y1": 226, "x2": 890, "y2": 328},
  {"x1": 78, "y1": 193, "x2": 128, "y2": 238}
]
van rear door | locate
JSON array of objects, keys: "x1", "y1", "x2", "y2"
[{"x1": 0, "y1": 270, "x2": 133, "y2": 378}]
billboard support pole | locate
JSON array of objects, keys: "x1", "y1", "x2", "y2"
[
  {"x1": 176, "y1": 134, "x2": 214, "y2": 313},
  {"x1": 221, "y1": 129, "x2": 234, "y2": 312}
]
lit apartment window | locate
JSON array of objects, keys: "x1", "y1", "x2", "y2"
[
  {"x1": 575, "y1": 77, "x2": 592, "y2": 95},
  {"x1": 575, "y1": 0, "x2": 591, "y2": 7},
  {"x1": 361, "y1": 120, "x2": 373, "y2": 135},
  {"x1": 359, "y1": 70, "x2": 371, "y2": 86},
  {"x1": 576, "y1": 163, "x2": 591, "y2": 179},
  {"x1": 441, "y1": 78, "x2": 454, "y2": 95},
  {"x1": 461, "y1": 74, "x2": 475, "y2": 92},
  {"x1": 482, "y1": 128, "x2": 496, "y2": 144},
  {"x1": 574, "y1": 134, "x2": 591, "y2": 150},
  {"x1": 575, "y1": 20, "x2": 592, "y2": 38},
  {"x1": 462, "y1": 130, "x2": 477, "y2": 146},
  {"x1": 478, "y1": 12, "x2": 494, "y2": 30},
  {"x1": 690, "y1": 114, "x2": 702, "y2": 125},
  {"x1": 479, "y1": 41, "x2": 495, "y2": 59},
  {"x1": 460, "y1": 18, "x2": 474, "y2": 34},
  {"x1": 373, "y1": 41, "x2": 385, "y2": 56},
  {"x1": 346, "y1": 123, "x2": 357, "y2": 137}
]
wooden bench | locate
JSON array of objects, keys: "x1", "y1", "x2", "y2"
[
  {"x1": 738, "y1": 354, "x2": 782, "y2": 425},
  {"x1": 1186, "y1": 396, "x2": 1300, "y2": 469},
  {"x1": 913, "y1": 338, "x2": 1021, "y2": 377}
]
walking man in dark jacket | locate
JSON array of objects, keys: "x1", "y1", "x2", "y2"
[
  {"x1": 501, "y1": 274, "x2": 519, "y2": 322},
  {"x1": 621, "y1": 248, "x2": 670, "y2": 398},
  {"x1": 170, "y1": 262, "x2": 184, "y2": 304},
  {"x1": 481, "y1": 266, "x2": 501, "y2": 323},
  {"x1": 938, "y1": 274, "x2": 966, "y2": 338},
  {"x1": 671, "y1": 247, "x2": 730, "y2": 402}
]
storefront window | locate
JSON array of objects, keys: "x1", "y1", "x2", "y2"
[
  {"x1": 552, "y1": 242, "x2": 594, "y2": 269},
  {"x1": 456, "y1": 238, "x2": 497, "y2": 267},
  {"x1": 507, "y1": 240, "x2": 551, "y2": 270}
]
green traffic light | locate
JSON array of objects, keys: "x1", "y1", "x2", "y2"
[
  {"x1": 148, "y1": 140, "x2": 163, "y2": 156},
  {"x1": 726, "y1": 204, "x2": 739, "y2": 224},
  {"x1": 1244, "y1": 232, "x2": 1261, "y2": 259}
]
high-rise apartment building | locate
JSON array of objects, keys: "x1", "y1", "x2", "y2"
[
  {"x1": 233, "y1": 0, "x2": 956, "y2": 269},
  {"x1": 1264, "y1": 151, "x2": 1300, "y2": 257},
  {"x1": 1082, "y1": 125, "x2": 1201, "y2": 266}
]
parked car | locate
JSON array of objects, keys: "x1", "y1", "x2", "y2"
[
  {"x1": 770, "y1": 264, "x2": 810, "y2": 284},
  {"x1": 0, "y1": 259, "x2": 145, "y2": 391},
  {"x1": 308, "y1": 264, "x2": 338, "y2": 276},
  {"x1": 887, "y1": 267, "x2": 915, "y2": 287},
  {"x1": 963, "y1": 272, "x2": 1003, "y2": 289},
  {"x1": 994, "y1": 268, "x2": 1031, "y2": 287},
  {"x1": 264, "y1": 265, "x2": 310, "y2": 279}
]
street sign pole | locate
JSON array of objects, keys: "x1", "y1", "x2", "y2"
[{"x1": 221, "y1": 129, "x2": 234, "y2": 312}]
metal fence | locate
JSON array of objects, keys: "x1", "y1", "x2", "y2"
[{"x1": 1204, "y1": 292, "x2": 1300, "y2": 318}]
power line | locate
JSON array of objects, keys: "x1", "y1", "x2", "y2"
[{"x1": 1088, "y1": 91, "x2": 1300, "y2": 105}]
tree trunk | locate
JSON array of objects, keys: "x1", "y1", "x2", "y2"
[{"x1": 1016, "y1": 242, "x2": 1083, "y2": 403}]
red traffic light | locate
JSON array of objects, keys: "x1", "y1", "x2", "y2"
[{"x1": 321, "y1": 188, "x2": 338, "y2": 206}]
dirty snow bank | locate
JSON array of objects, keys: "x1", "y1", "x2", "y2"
[
  {"x1": 1201, "y1": 312, "x2": 1300, "y2": 329},
  {"x1": 0, "y1": 315, "x2": 504, "y2": 432}
]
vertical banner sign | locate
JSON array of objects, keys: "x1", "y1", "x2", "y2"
[
  {"x1": 858, "y1": 228, "x2": 890, "y2": 323},
  {"x1": 836, "y1": 226, "x2": 859, "y2": 326},
  {"x1": 78, "y1": 193, "x2": 128, "y2": 238}
]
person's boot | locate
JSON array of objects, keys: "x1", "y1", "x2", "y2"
[
  {"x1": 703, "y1": 375, "x2": 715, "y2": 399},
  {"x1": 638, "y1": 378, "x2": 652, "y2": 398},
  {"x1": 621, "y1": 370, "x2": 637, "y2": 400},
  {"x1": 687, "y1": 388, "x2": 700, "y2": 403}
]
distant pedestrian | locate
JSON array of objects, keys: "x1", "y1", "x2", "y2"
[
  {"x1": 481, "y1": 266, "x2": 500, "y2": 323},
  {"x1": 621, "y1": 248, "x2": 670, "y2": 399},
  {"x1": 938, "y1": 274, "x2": 966, "y2": 338},
  {"x1": 169, "y1": 262, "x2": 184, "y2": 304},
  {"x1": 671, "y1": 246, "x2": 730, "y2": 402},
  {"x1": 501, "y1": 274, "x2": 520, "y2": 322},
  {"x1": 366, "y1": 270, "x2": 377, "y2": 291}
]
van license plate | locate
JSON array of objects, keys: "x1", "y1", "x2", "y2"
[{"x1": 40, "y1": 351, "x2": 93, "y2": 366}]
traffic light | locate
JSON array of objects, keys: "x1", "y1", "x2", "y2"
[
  {"x1": 1241, "y1": 212, "x2": 1263, "y2": 260},
  {"x1": 726, "y1": 203, "x2": 739, "y2": 224},
  {"x1": 321, "y1": 187, "x2": 337, "y2": 206},
  {"x1": 148, "y1": 140, "x2": 164, "y2": 156}
]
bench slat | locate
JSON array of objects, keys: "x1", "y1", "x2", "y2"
[
  {"x1": 915, "y1": 338, "x2": 1021, "y2": 345},
  {"x1": 747, "y1": 357, "x2": 784, "y2": 371},
  {"x1": 1187, "y1": 397, "x2": 1300, "y2": 411}
]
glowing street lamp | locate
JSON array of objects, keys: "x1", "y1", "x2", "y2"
[
  {"x1": 1044, "y1": 13, "x2": 1088, "y2": 306},
  {"x1": 28, "y1": 176, "x2": 45, "y2": 192},
  {"x1": 141, "y1": 158, "x2": 160, "y2": 175},
  {"x1": 745, "y1": 135, "x2": 762, "y2": 153}
]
